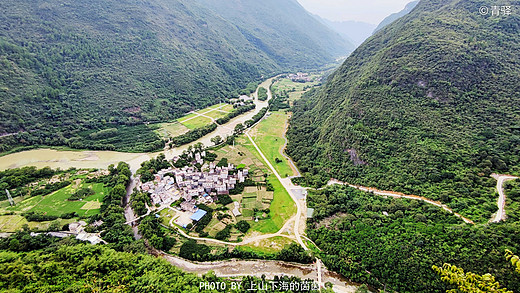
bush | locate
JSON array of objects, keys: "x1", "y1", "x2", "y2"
[{"x1": 236, "y1": 220, "x2": 250, "y2": 233}]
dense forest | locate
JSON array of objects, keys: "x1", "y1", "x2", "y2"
[
  {"x1": 287, "y1": 0, "x2": 520, "y2": 222},
  {"x1": 0, "y1": 0, "x2": 351, "y2": 153},
  {"x1": 0, "y1": 236, "x2": 323, "y2": 293},
  {"x1": 307, "y1": 184, "x2": 520, "y2": 293}
]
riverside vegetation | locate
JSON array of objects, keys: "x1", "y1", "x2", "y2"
[{"x1": 0, "y1": 0, "x2": 350, "y2": 154}]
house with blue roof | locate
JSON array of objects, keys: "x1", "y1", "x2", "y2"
[{"x1": 190, "y1": 209, "x2": 207, "y2": 222}]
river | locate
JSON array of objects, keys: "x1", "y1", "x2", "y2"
[
  {"x1": 0, "y1": 76, "x2": 364, "y2": 292},
  {"x1": 162, "y1": 253, "x2": 360, "y2": 293},
  {"x1": 0, "y1": 77, "x2": 274, "y2": 173}
]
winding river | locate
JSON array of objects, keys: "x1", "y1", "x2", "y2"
[
  {"x1": 0, "y1": 78, "x2": 274, "y2": 173},
  {"x1": 0, "y1": 76, "x2": 364, "y2": 292}
]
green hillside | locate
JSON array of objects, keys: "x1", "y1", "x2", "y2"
[
  {"x1": 196, "y1": 0, "x2": 354, "y2": 66},
  {"x1": 0, "y1": 0, "x2": 351, "y2": 153},
  {"x1": 288, "y1": 0, "x2": 520, "y2": 221}
]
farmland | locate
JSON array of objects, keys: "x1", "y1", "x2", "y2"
[{"x1": 249, "y1": 111, "x2": 296, "y2": 178}]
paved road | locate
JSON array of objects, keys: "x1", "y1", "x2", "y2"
[{"x1": 491, "y1": 173, "x2": 519, "y2": 223}]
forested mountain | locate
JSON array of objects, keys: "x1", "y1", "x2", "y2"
[
  {"x1": 288, "y1": 0, "x2": 520, "y2": 221},
  {"x1": 288, "y1": 1, "x2": 520, "y2": 291},
  {"x1": 373, "y1": 0, "x2": 419, "y2": 33},
  {"x1": 314, "y1": 15, "x2": 376, "y2": 47},
  {"x1": 195, "y1": 0, "x2": 354, "y2": 66},
  {"x1": 0, "y1": 0, "x2": 350, "y2": 153}
]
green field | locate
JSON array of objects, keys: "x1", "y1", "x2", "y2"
[
  {"x1": 250, "y1": 111, "x2": 296, "y2": 178},
  {"x1": 272, "y1": 76, "x2": 320, "y2": 105},
  {"x1": 239, "y1": 136, "x2": 297, "y2": 234},
  {"x1": 202, "y1": 109, "x2": 231, "y2": 120},
  {"x1": 178, "y1": 115, "x2": 214, "y2": 129},
  {"x1": 151, "y1": 122, "x2": 190, "y2": 138},
  {"x1": 6, "y1": 182, "x2": 106, "y2": 218},
  {"x1": 212, "y1": 137, "x2": 295, "y2": 234},
  {"x1": 271, "y1": 75, "x2": 320, "y2": 93},
  {"x1": 240, "y1": 236, "x2": 295, "y2": 254}
]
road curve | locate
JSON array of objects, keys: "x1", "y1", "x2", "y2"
[
  {"x1": 491, "y1": 173, "x2": 519, "y2": 223},
  {"x1": 327, "y1": 179, "x2": 475, "y2": 224}
]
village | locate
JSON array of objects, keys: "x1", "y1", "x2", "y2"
[{"x1": 137, "y1": 150, "x2": 250, "y2": 229}]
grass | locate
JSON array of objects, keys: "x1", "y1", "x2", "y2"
[
  {"x1": 250, "y1": 111, "x2": 295, "y2": 178},
  {"x1": 203, "y1": 110, "x2": 231, "y2": 120},
  {"x1": 272, "y1": 76, "x2": 321, "y2": 105},
  {"x1": 5, "y1": 182, "x2": 106, "y2": 218},
  {"x1": 159, "y1": 208, "x2": 177, "y2": 226},
  {"x1": 178, "y1": 115, "x2": 214, "y2": 129},
  {"x1": 150, "y1": 122, "x2": 190, "y2": 138},
  {"x1": 239, "y1": 136, "x2": 297, "y2": 234},
  {"x1": 211, "y1": 135, "x2": 296, "y2": 234},
  {"x1": 240, "y1": 236, "x2": 295, "y2": 254},
  {"x1": 0, "y1": 215, "x2": 77, "y2": 232}
]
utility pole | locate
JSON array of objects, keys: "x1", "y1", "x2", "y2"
[{"x1": 5, "y1": 189, "x2": 14, "y2": 206}]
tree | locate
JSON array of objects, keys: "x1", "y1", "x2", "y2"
[
  {"x1": 432, "y1": 263, "x2": 513, "y2": 293},
  {"x1": 234, "y1": 123, "x2": 245, "y2": 135},
  {"x1": 211, "y1": 135, "x2": 223, "y2": 146},
  {"x1": 236, "y1": 220, "x2": 250, "y2": 233},
  {"x1": 505, "y1": 249, "x2": 520, "y2": 274}
]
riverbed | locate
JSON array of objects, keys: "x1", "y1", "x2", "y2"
[{"x1": 0, "y1": 77, "x2": 275, "y2": 173}]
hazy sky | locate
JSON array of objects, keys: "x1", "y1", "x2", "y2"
[{"x1": 296, "y1": 0, "x2": 413, "y2": 24}]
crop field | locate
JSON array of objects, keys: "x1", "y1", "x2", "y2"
[
  {"x1": 271, "y1": 75, "x2": 321, "y2": 105},
  {"x1": 5, "y1": 182, "x2": 106, "y2": 218},
  {"x1": 241, "y1": 236, "x2": 295, "y2": 254},
  {"x1": 176, "y1": 103, "x2": 235, "y2": 129},
  {"x1": 151, "y1": 122, "x2": 190, "y2": 138},
  {"x1": 249, "y1": 111, "x2": 296, "y2": 178},
  {"x1": 178, "y1": 116, "x2": 214, "y2": 129},
  {"x1": 237, "y1": 136, "x2": 297, "y2": 234},
  {"x1": 213, "y1": 139, "x2": 292, "y2": 234}
]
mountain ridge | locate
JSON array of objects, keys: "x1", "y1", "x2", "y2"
[{"x1": 0, "y1": 0, "x2": 350, "y2": 153}]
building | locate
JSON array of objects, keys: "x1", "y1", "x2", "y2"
[{"x1": 190, "y1": 209, "x2": 207, "y2": 221}]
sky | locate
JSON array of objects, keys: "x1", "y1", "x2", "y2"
[{"x1": 296, "y1": 0, "x2": 413, "y2": 24}]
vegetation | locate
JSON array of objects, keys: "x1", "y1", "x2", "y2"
[
  {"x1": 0, "y1": 166, "x2": 57, "y2": 199},
  {"x1": 288, "y1": 0, "x2": 520, "y2": 222},
  {"x1": 251, "y1": 111, "x2": 295, "y2": 177},
  {"x1": 0, "y1": 0, "x2": 350, "y2": 153},
  {"x1": 0, "y1": 241, "x2": 215, "y2": 292},
  {"x1": 68, "y1": 187, "x2": 95, "y2": 201},
  {"x1": 170, "y1": 123, "x2": 217, "y2": 147},
  {"x1": 306, "y1": 184, "x2": 520, "y2": 292},
  {"x1": 236, "y1": 220, "x2": 251, "y2": 233},
  {"x1": 93, "y1": 162, "x2": 134, "y2": 251},
  {"x1": 137, "y1": 153, "x2": 171, "y2": 183},
  {"x1": 139, "y1": 216, "x2": 176, "y2": 251},
  {"x1": 216, "y1": 104, "x2": 255, "y2": 125},
  {"x1": 258, "y1": 87, "x2": 268, "y2": 101},
  {"x1": 433, "y1": 263, "x2": 513, "y2": 293}
]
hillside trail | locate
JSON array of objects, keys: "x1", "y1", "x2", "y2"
[{"x1": 325, "y1": 179, "x2": 475, "y2": 224}]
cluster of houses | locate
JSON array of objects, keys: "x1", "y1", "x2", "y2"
[
  {"x1": 287, "y1": 72, "x2": 313, "y2": 82},
  {"x1": 139, "y1": 153, "x2": 249, "y2": 225}
]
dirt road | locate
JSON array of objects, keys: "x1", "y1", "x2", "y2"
[
  {"x1": 491, "y1": 173, "x2": 519, "y2": 223},
  {"x1": 327, "y1": 179, "x2": 475, "y2": 224}
]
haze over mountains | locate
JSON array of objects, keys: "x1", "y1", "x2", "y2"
[
  {"x1": 288, "y1": 0, "x2": 520, "y2": 218},
  {"x1": 373, "y1": 0, "x2": 419, "y2": 32},
  {"x1": 0, "y1": 0, "x2": 350, "y2": 152},
  {"x1": 289, "y1": 0, "x2": 520, "y2": 291}
]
